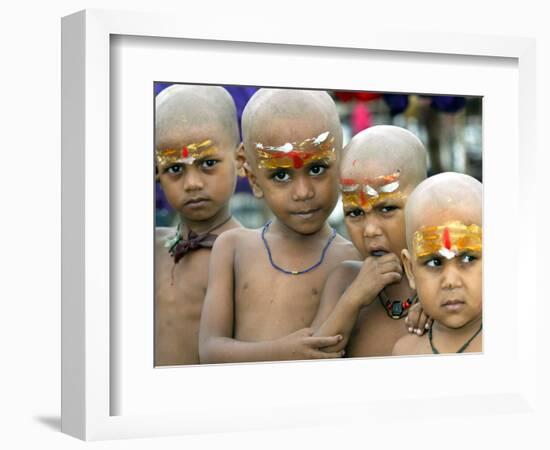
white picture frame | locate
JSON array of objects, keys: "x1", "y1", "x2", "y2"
[{"x1": 61, "y1": 8, "x2": 539, "y2": 442}]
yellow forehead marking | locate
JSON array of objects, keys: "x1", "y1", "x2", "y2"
[
  {"x1": 255, "y1": 131, "x2": 336, "y2": 170},
  {"x1": 341, "y1": 190, "x2": 405, "y2": 212},
  {"x1": 156, "y1": 139, "x2": 218, "y2": 167},
  {"x1": 412, "y1": 221, "x2": 482, "y2": 260},
  {"x1": 340, "y1": 171, "x2": 402, "y2": 211}
]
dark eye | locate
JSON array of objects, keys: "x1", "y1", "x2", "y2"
[
  {"x1": 200, "y1": 159, "x2": 218, "y2": 169},
  {"x1": 272, "y1": 170, "x2": 290, "y2": 182},
  {"x1": 380, "y1": 205, "x2": 398, "y2": 213},
  {"x1": 166, "y1": 164, "x2": 183, "y2": 175},
  {"x1": 425, "y1": 257, "x2": 442, "y2": 268},
  {"x1": 309, "y1": 164, "x2": 327, "y2": 176},
  {"x1": 460, "y1": 254, "x2": 477, "y2": 264},
  {"x1": 345, "y1": 208, "x2": 364, "y2": 218}
]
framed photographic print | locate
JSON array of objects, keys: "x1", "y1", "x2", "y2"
[{"x1": 61, "y1": 8, "x2": 538, "y2": 442}]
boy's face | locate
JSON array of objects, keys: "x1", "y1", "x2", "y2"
[
  {"x1": 340, "y1": 161, "x2": 412, "y2": 260},
  {"x1": 156, "y1": 124, "x2": 238, "y2": 223},
  {"x1": 246, "y1": 118, "x2": 340, "y2": 235},
  {"x1": 403, "y1": 208, "x2": 482, "y2": 329}
]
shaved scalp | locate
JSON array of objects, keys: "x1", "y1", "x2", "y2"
[
  {"x1": 156, "y1": 84, "x2": 239, "y2": 148},
  {"x1": 342, "y1": 125, "x2": 428, "y2": 188},
  {"x1": 405, "y1": 172, "x2": 483, "y2": 247},
  {"x1": 241, "y1": 88, "x2": 343, "y2": 158}
]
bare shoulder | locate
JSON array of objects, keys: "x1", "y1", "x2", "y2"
[
  {"x1": 156, "y1": 226, "x2": 176, "y2": 241},
  {"x1": 392, "y1": 333, "x2": 425, "y2": 356},
  {"x1": 214, "y1": 226, "x2": 257, "y2": 244},
  {"x1": 328, "y1": 259, "x2": 362, "y2": 287},
  {"x1": 332, "y1": 233, "x2": 362, "y2": 261},
  {"x1": 211, "y1": 226, "x2": 260, "y2": 254},
  {"x1": 155, "y1": 226, "x2": 177, "y2": 252}
]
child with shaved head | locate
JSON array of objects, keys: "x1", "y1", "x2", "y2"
[
  {"x1": 198, "y1": 88, "x2": 360, "y2": 363},
  {"x1": 311, "y1": 125, "x2": 428, "y2": 357},
  {"x1": 392, "y1": 172, "x2": 482, "y2": 355},
  {"x1": 155, "y1": 84, "x2": 242, "y2": 366}
]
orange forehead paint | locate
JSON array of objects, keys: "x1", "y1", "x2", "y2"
[
  {"x1": 340, "y1": 171, "x2": 403, "y2": 211},
  {"x1": 412, "y1": 221, "x2": 482, "y2": 260},
  {"x1": 255, "y1": 131, "x2": 336, "y2": 170},
  {"x1": 156, "y1": 139, "x2": 218, "y2": 167}
]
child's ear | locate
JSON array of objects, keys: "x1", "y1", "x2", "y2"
[
  {"x1": 243, "y1": 161, "x2": 264, "y2": 199},
  {"x1": 235, "y1": 143, "x2": 246, "y2": 178},
  {"x1": 401, "y1": 248, "x2": 416, "y2": 291}
]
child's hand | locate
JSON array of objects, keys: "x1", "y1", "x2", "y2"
[
  {"x1": 405, "y1": 302, "x2": 432, "y2": 335},
  {"x1": 351, "y1": 253, "x2": 403, "y2": 306},
  {"x1": 275, "y1": 328, "x2": 345, "y2": 360}
]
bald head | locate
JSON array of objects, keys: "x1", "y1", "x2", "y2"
[
  {"x1": 156, "y1": 84, "x2": 239, "y2": 149},
  {"x1": 241, "y1": 88, "x2": 343, "y2": 161},
  {"x1": 405, "y1": 172, "x2": 483, "y2": 247},
  {"x1": 341, "y1": 125, "x2": 427, "y2": 189}
]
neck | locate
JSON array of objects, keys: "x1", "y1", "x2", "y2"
[
  {"x1": 269, "y1": 217, "x2": 331, "y2": 242},
  {"x1": 431, "y1": 315, "x2": 483, "y2": 352},
  {"x1": 382, "y1": 277, "x2": 415, "y2": 302},
  {"x1": 179, "y1": 204, "x2": 232, "y2": 235}
]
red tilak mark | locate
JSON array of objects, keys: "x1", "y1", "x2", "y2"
[
  {"x1": 442, "y1": 227, "x2": 452, "y2": 250},
  {"x1": 181, "y1": 146, "x2": 189, "y2": 158},
  {"x1": 352, "y1": 160, "x2": 357, "y2": 167},
  {"x1": 292, "y1": 155, "x2": 304, "y2": 169},
  {"x1": 359, "y1": 190, "x2": 367, "y2": 205},
  {"x1": 340, "y1": 178, "x2": 359, "y2": 186}
]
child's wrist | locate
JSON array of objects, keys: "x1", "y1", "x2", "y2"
[
  {"x1": 269, "y1": 338, "x2": 284, "y2": 361},
  {"x1": 358, "y1": 288, "x2": 378, "y2": 307},
  {"x1": 346, "y1": 284, "x2": 376, "y2": 308}
]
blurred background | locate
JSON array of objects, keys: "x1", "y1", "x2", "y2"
[{"x1": 155, "y1": 84, "x2": 482, "y2": 238}]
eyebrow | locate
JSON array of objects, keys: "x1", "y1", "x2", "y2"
[{"x1": 416, "y1": 253, "x2": 440, "y2": 262}]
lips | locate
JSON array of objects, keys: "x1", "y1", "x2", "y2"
[
  {"x1": 184, "y1": 197, "x2": 210, "y2": 208},
  {"x1": 367, "y1": 246, "x2": 389, "y2": 257},
  {"x1": 291, "y1": 207, "x2": 321, "y2": 218},
  {"x1": 441, "y1": 299, "x2": 466, "y2": 311}
]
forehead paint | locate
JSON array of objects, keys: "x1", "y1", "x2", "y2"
[
  {"x1": 412, "y1": 221, "x2": 482, "y2": 260},
  {"x1": 156, "y1": 139, "x2": 218, "y2": 167},
  {"x1": 254, "y1": 131, "x2": 336, "y2": 170},
  {"x1": 340, "y1": 171, "x2": 403, "y2": 211}
]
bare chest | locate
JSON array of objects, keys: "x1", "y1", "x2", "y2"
[
  {"x1": 233, "y1": 243, "x2": 333, "y2": 340},
  {"x1": 347, "y1": 301, "x2": 410, "y2": 358},
  {"x1": 155, "y1": 249, "x2": 210, "y2": 365},
  {"x1": 155, "y1": 249, "x2": 210, "y2": 313}
]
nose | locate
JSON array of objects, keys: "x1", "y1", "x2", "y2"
[
  {"x1": 441, "y1": 262, "x2": 464, "y2": 290},
  {"x1": 291, "y1": 174, "x2": 314, "y2": 201},
  {"x1": 363, "y1": 214, "x2": 382, "y2": 238},
  {"x1": 183, "y1": 166, "x2": 204, "y2": 192}
]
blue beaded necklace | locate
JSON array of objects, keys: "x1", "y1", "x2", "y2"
[{"x1": 261, "y1": 220, "x2": 337, "y2": 275}]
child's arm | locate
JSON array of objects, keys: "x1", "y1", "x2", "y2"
[
  {"x1": 198, "y1": 231, "x2": 343, "y2": 363},
  {"x1": 312, "y1": 254, "x2": 403, "y2": 352}
]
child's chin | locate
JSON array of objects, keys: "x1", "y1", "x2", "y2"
[
  {"x1": 181, "y1": 208, "x2": 217, "y2": 223},
  {"x1": 287, "y1": 220, "x2": 326, "y2": 236},
  {"x1": 437, "y1": 316, "x2": 476, "y2": 330}
]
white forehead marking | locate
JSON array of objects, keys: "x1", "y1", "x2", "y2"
[
  {"x1": 313, "y1": 131, "x2": 330, "y2": 145},
  {"x1": 339, "y1": 183, "x2": 360, "y2": 192},
  {"x1": 379, "y1": 181, "x2": 400, "y2": 193},
  {"x1": 364, "y1": 185, "x2": 379, "y2": 197},
  {"x1": 276, "y1": 142, "x2": 294, "y2": 153},
  {"x1": 438, "y1": 247, "x2": 456, "y2": 260}
]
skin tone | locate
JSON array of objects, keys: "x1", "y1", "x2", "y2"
[
  {"x1": 155, "y1": 85, "x2": 242, "y2": 366},
  {"x1": 198, "y1": 89, "x2": 360, "y2": 364},
  {"x1": 311, "y1": 125, "x2": 427, "y2": 357},
  {"x1": 393, "y1": 172, "x2": 482, "y2": 355}
]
